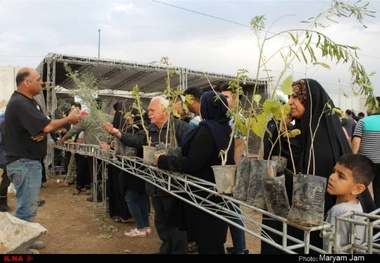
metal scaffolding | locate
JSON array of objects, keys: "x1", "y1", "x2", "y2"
[{"x1": 54, "y1": 142, "x2": 380, "y2": 254}]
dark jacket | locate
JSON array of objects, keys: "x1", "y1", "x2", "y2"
[
  {"x1": 120, "y1": 117, "x2": 192, "y2": 197},
  {"x1": 341, "y1": 115, "x2": 356, "y2": 137},
  {"x1": 158, "y1": 125, "x2": 234, "y2": 193}
]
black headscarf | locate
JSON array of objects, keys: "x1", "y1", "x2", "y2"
[
  {"x1": 180, "y1": 91, "x2": 231, "y2": 154},
  {"x1": 293, "y1": 79, "x2": 351, "y2": 176},
  {"x1": 112, "y1": 101, "x2": 129, "y2": 132}
]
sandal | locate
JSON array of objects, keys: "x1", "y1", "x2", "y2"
[{"x1": 124, "y1": 228, "x2": 147, "y2": 238}]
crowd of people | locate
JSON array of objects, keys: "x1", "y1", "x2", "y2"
[{"x1": 1, "y1": 67, "x2": 379, "y2": 254}]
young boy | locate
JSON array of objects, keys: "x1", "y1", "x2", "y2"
[{"x1": 324, "y1": 153, "x2": 376, "y2": 252}]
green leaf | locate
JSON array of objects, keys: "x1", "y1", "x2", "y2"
[
  {"x1": 251, "y1": 112, "x2": 270, "y2": 138},
  {"x1": 281, "y1": 76, "x2": 293, "y2": 95},
  {"x1": 253, "y1": 94, "x2": 262, "y2": 104}
]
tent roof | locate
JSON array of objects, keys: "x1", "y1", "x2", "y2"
[{"x1": 37, "y1": 53, "x2": 268, "y2": 98}]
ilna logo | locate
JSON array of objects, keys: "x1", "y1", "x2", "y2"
[{"x1": 3, "y1": 255, "x2": 33, "y2": 262}]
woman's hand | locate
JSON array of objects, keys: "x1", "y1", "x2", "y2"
[
  {"x1": 103, "y1": 122, "x2": 114, "y2": 133},
  {"x1": 104, "y1": 122, "x2": 121, "y2": 138}
]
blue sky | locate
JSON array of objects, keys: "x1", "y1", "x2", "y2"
[{"x1": 1, "y1": 0, "x2": 380, "y2": 96}]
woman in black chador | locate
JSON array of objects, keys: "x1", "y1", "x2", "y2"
[
  {"x1": 261, "y1": 78, "x2": 376, "y2": 254},
  {"x1": 156, "y1": 91, "x2": 235, "y2": 254}
]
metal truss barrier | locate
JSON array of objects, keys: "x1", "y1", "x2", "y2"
[{"x1": 53, "y1": 142, "x2": 380, "y2": 254}]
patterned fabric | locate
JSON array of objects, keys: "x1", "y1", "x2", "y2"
[
  {"x1": 289, "y1": 79, "x2": 308, "y2": 108},
  {"x1": 353, "y1": 114, "x2": 380, "y2": 163}
]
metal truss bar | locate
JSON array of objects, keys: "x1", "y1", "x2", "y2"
[
  {"x1": 53, "y1": 143, "x2": 380, "y2": 254},
  {"x1": 334, "y1": 209, "x2": 380, "y2": 254}
]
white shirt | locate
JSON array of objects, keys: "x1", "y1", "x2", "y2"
[{"x1": 323, "y1": 201, "x2": 365, "y2": 251}]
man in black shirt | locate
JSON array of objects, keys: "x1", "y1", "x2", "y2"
[{"x1": 4, "y1": 67, "x2": 80, "y2": 251}]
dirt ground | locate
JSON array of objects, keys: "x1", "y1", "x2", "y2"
[{"x1": 7, "y1": 175, "x2": 261, "y2": 254}]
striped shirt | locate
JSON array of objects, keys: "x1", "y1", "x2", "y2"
[{"x1": 353, "y1": 114, "x2": 380, "y2": 163}]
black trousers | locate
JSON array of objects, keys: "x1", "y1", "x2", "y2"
[
  {"x1": 152, "y1": 195, "x2": 188, "y2": 254},
  {"x1": 75, "y1": 154, "x2": 91, "y2": 190}
]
